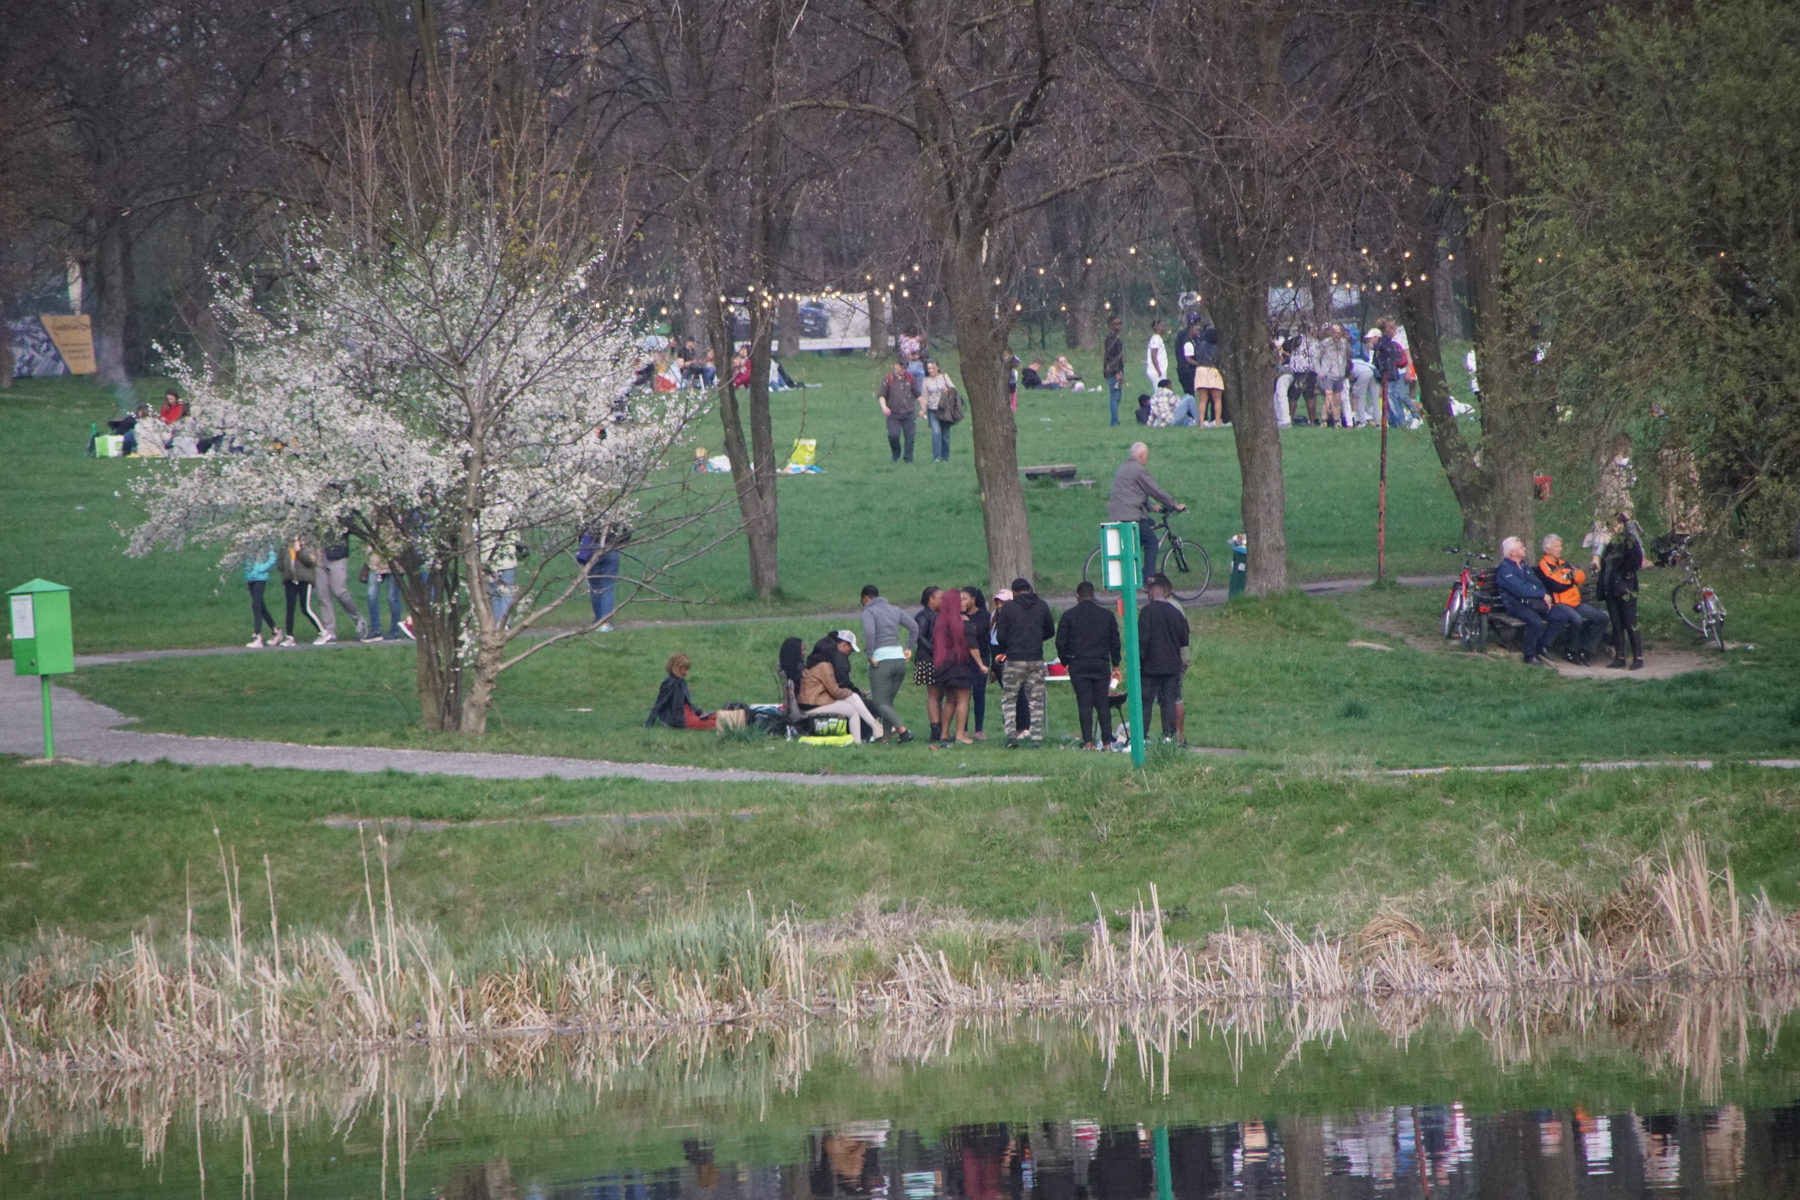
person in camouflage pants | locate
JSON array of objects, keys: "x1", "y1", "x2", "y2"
[
  {"x1": 992, "y1": 577, "x2": 1055, "y2": 747},
  {"x1": 1001, "y1": 659, "x2": 1048, "y2": 745}
]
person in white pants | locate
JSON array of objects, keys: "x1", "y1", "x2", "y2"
[
  {"x1": 314, "y1": 541, "x2": 367, "y2": 644},
  {"x1": 797, "y1": 633, "x2": 885, "y2": 743}
]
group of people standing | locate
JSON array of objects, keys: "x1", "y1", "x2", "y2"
[
  {"x1": 1108, "y1": 315, "x2": 1228, "y2": 429},
  {"x1": 1274, "y1": 319, "x2": 1421, "y2": 430}
]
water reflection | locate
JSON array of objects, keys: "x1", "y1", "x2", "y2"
[
  {"x1": 9, "y1": 985, "x2": 1800, "y2": 1197},
  {"x1": 544, "y1": 1105, "x2": 1798, "y2": 1200}
]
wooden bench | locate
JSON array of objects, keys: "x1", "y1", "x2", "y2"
[{"x1": 1020, "y1": 463, "x2": 1078, "y2": 481}]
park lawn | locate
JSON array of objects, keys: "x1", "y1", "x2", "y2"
[
  {"x1": 59, "y1": 585, "x2": 1800, "y2": 772},
  {"x1": 0, "y1": 751, "x2": 1796, "y2": 956},
  {"x1": 1, "y1": 330, "x2": 1504, "y2": 654}
]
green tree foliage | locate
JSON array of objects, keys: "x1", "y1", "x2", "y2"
[{"x1": 1509, "y1": 0, "x2": 1800, "y2": 554}]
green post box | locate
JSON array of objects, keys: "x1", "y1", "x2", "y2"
[
  {"x1": 8, "y1": 579, "x2": 74, "y2": 760},
  {"x1": 1098, "y1": 523, "x2": 1147, "y2": 769}
]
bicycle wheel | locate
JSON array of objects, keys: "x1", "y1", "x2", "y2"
[
  {"x1": 1706, "y1": 600, "x2": 1727, "y2": 651},
  {"x1": 1160, "y1": 539, "x2": 1211, "y2": 602},
  {"x1": 1457, "y1": 603, "x2": 1487, "y2": 653},
  {"x1": 1442, "y1": 585, "x2": 1464, "y2": 639},
  {"x1": 1672, "y1": 581, "x2": 1704, "y2": 633}
]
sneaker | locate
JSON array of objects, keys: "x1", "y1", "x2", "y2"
[
  {"x1": 896, "y1": 729, "x2": 914, "y2": 744},
  {"x1": 360, "y1": 630, "x2": 383, "y2": 643},
  {"x1": 278, "y1": 634, "x2": 297, "y2": 647},
  {"x1": 596, "y1": 622, "x2": 614, "y2": 633},
  {"x1": 1005, "y1": 739, "x2": 1020, "y2": 749},
  {"x1": 398, "y1": 618, "x2": 415, "y2": 640},
  {"x1": 245, "y1": 634, "x2": 265, "y2": 649},
  {"x1": 1606, "y1": 657, "x2": 1627, "y2": 669},
  {"x1": 1629, "y1": 658, "x2": 1645, "y2": 670},
  {"x1": 313, "y1": 631, "x2": 335, "y2": 645},
  {"x1": 971, "y1": 731, "x2": 985, "y2": 741}
]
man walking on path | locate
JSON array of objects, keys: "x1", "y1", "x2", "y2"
[
  {"x1": 1103, "y1": 316, "x2": 1125, "y2": 426},
  {"x1": 993, "y1": 577, "x2": 1055, "y2": 748},
  {"x1": 1107, "y1": 443, "x2": 1187, "y2": 583},
  {"x1": 878, "y1": 355, "x2": 920, "y2": 463},
  {"x1": 1055, "y1": 581, "x2": 1121, "y2": 749},
  {"x1": 860, "y1": 584, "x2": 918, "y2": 743},
  {"x1": 1138, "y1": 574, "x2": 1190, "y2": 743}
]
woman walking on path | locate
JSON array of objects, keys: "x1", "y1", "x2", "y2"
[
  {"x1": 962, "y1": 586, "x2": 991, "y2": 740},
  {"x1": 277, "y1": 538, "x2": 322, "y2": 648},
  {"x1": 244, "y1": 547, "x2": 278, "y2": 648},
  {"x1": 931, "y1": 588, "x2": 984, "y2": 746},
  {"x1": 913, "y1": 586, "x2": 942, "y2": 741}
]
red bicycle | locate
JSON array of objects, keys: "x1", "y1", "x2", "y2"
[{"x1": 1442, "y1": 547, "x2": 1493, "y2": 652}]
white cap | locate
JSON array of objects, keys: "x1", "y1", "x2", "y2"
[{"x1": 834, "y1": 629, "x2": 860, "y2": 651}]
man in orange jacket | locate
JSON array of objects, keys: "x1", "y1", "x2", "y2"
[{"x1": 1538, "y1": 534, "x2": 1610, "y2": 665}]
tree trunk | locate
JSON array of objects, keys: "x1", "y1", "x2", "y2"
[
  {"x1": 1394, "y1": 241, "x2": 1488, "y2": 545},
  {"x1": 92, "y1": 209, "x2": 132, "y2": 387},
  {"x1": 778, "y1": 292, "x2": 800, "y2": 357},
  {"x1": 1062, "y1": 263, "x2": 1096, "y2": 350},
  {"x1": 943, "y1": 247, "x2": 1034, "y2": 588},
  {"x1": 866, "y1": 291, "x2": 887, "y2": 358},
  {"x1": 1213, "y1": 276, "x2": 1288, "y2": 594}
]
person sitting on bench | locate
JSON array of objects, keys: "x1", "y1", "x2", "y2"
[
  {"x1": 798, "y1": 632, "x2": 884, "y2": 744},
  {"x1": 645, "y1": 652, "x2": 718, "y2": 729},
  {"x1": 1496, "y1": 536, "x2": 1579, "y2": 667}
]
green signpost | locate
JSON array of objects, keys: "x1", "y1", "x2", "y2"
[
  {"x1": 1099, "y1": 522, "x2": 1147, "y2": 768},
  {"x1": 8, "y1": 579, "x2": 74, "y2": 760}
]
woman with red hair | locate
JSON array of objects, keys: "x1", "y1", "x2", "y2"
[{"x1": 931, "y1": 588, "x2": 985, "y2": 746}]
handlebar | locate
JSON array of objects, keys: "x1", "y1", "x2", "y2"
[{"x1": 1444, "y1": 547, "x2": 1490, "y2": 560}]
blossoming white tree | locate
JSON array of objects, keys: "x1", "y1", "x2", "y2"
[{"x1": 128, "y1": 217, "x2": 706, "y2": 735}]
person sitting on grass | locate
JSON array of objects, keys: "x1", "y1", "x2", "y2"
[
  {"x1": 798, "y1": 633, "x2": 885, "y2": 744},
  {"x1": 1146, "y1": 380, "x2": 1200, "y2": 427},
  {"x1": 646, "y1": 652, "x2": 718, "y2": 730},
  {"x1": 1496, "y1": 536, "x2": 1578, "y2": 666},
  {"x1": 1537, "y1": 533, "x2": 1609, "y2": 665}
]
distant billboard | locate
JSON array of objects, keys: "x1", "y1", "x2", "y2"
[{"x1": 8, "y1": 314, "x2": 96, "y2": 376}]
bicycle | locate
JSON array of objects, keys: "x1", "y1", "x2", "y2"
[
  {"x1": 1662, "y1": 536, "x2": 1727, "y2": 651},
  {"x1": 1441, "y1": 547, "x2": 1492, "y2": 652},
  {"x1": 1083, "y1": 508, "x2": 1212, "y2": 602}
]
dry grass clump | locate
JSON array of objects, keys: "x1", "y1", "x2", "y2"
[{"x1": 0, "y1": 836, "x2": 1793, "y2": 1080}]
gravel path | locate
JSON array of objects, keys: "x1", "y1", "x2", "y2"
[{"x1": 0, "y1": 668, "x2": 1042, "y2": 787}]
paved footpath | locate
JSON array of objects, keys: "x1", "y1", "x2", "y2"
[{"x1": 0, "y1": 663, "x2": 1042, "y2": 789}]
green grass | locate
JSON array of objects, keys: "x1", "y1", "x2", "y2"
[
  {"x1": 2, "y1": 752, "x2": 1796, "y2": 952},
  {"x1": 60, "y1": 582, "x2": 1800, "y2": 772},
  {"x1": 2, "y1": 334, "x2": 1484, "y2": 653}
]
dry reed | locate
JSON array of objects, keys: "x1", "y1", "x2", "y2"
[{"x1": 0, "y1": 835, "x2": 1795, "y2": 1080}]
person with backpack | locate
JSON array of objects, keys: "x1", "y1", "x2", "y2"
[
  {"x1": 1374, "y1": 319, "x2": 1419, "y2": 427},
  {"x1": 919, "y1": 360, "x2": 963, "y2": 463}
]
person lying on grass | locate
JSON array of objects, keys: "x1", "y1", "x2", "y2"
[{"x1": 645, "y1": 652, "x2": 718, "y2": 730}]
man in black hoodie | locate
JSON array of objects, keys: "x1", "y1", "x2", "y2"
[
  {"x1": 993, "y1": 577, "x2": 1056, "y2": 747},
  {"x1": 1138, "y1": 574, "x2": 1191, "y2": 742},
  {"x1": 1055, "y1": 581, "x2": 1121, "y2": 749}
]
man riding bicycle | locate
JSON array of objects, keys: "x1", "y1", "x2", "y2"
[{"x1": 1107, "y1": 442, "x2": 1187, "y2": 583}]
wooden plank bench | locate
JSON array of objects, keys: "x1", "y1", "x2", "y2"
[{"x1": 1020, "y1": 463, "x2": 1078, "y2": 481}]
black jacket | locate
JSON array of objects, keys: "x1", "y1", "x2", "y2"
[
  {"x1": 1599, "y1": 524, "x2": 1645, "y2": 601},
  {"x1": 1055, "y1": 599, "x2": 1121, "y2": 677},
  {"x1": 965, "y1": 607, "x2": 993, "y2": 667},
  {"x1": 645, "y1": 674, "x2": 699, "y2": 728},
  {"x1": 1138, "y1": 599, "x2": 1190, "y2": 676},
  {"x1": 994, "y1": 592, "x2": 1056, "y2": 661}
]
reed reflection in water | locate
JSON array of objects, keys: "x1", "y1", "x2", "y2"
[{"x1": 8, "y1": 983, "x2": 1800, "y2": 1198}]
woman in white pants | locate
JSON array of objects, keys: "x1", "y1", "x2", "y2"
[{"x1": 798, "y1": 633, "x2": 885, "y2": 743}]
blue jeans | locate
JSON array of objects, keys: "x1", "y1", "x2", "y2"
[
  {"x1": 490, "y1": 567, "x2": 516, "y2": 623},
  {"x1": 928, "y1": 411, "x2": 951, "y2": 461},
  {"x1": 366, "y1": 572, "x2": 402, "y2": 636},
  {"x1": 588, "y1": 550, "x2": 622, "y2": 623},
  {"x1": 1107, "y1": 374, "x2": 1122, "y2": 425},
  {"x1": 1386, "y1": 378, "x2": 1415, "y2": 425},
  {"x1": 1502, "y1": 597, "x2": 1580, "y2": 660},
  {"x1": 1138, "y1": 517, "x2": 1160, "y2": 584},
  {"x1": 1170, "y1": 394, "x2": 1200, "y2": 426}
]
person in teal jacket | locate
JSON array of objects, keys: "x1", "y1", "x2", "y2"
[{"x1": 244, "y1": 547, "x2": 278, "y2": 648}]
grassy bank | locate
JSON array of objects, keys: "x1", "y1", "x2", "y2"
[
  {"x1": 60, "y1": 585, "x2": 1800, "y2": 772},
  {"x1": 3, "y1": 751, "x2": 1797, "y2": 950},
  {"x1": 3, "y1": 335, "x2": 1494, "y2": 653}
]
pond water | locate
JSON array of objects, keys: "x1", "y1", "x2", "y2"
[{"x1": 9, "y1": 990, "x2": 1800, "y2": 1198}]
